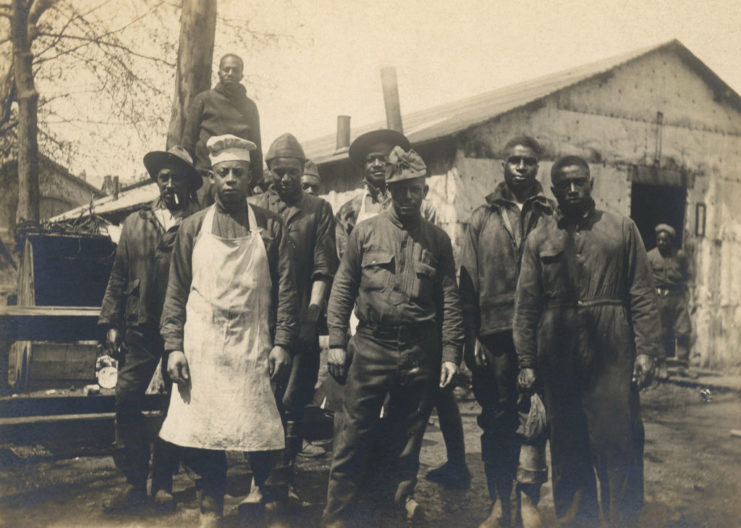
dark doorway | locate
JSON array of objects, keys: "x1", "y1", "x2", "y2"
[{"x1": 630, "y1": 183, "x2": 686, "y2": 249}]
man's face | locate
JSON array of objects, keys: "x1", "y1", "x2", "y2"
[
  {"x1": 302, "y1": 176, "x2": 320, "y2": 195},
  {"x1": 155, "y1": 167, "x2": 189, "y2": 210},
  {"x1": 364, "y1": 141, "x2": 394, "y2": 189},
  {"x1": 218, "y1": 56, "x2": 243, "y2": 85},
  {"x1": 551, "y1": 164, "x2": 593, "y2": 213},
  {"x1": 269, "y1": 157, "x2": 303, "y2": 199},
  {"x1": 389, "y1": 177, "x2": 428, "y2": 220},
  {"x1": 210, "y1": 160, "x2": 252, "y2": 206},
  {"x1": 503, "y1": 144, "x2": 539, "y2": 194},
  {"x1": 657, "y1": 231, "x2": 673, "y2": 252}
]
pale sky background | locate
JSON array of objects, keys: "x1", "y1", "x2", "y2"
[{"x1": 18, "y1": 0, "x2": 741, "y2": 186}]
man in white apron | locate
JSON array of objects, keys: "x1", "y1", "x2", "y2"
[{"x1": 159, "y1": 134, "x2": 298, "y2": 526}]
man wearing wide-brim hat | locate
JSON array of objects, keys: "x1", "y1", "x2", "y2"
[
  {"x1": 648, "y1": 223, "x2": 693, "y2": 377},
  {"x1": 159, "y1": 134, "x2": 298, "y2": 527},
  {"x1": 334, "y1": 129, "x2": 437, "y2": 259},
  {"x1": 98, "y1": 145, "x2": 201, "y2": 513},
  {"x1": 323, "y1": 146, "x2": 464, "y2": 526}
]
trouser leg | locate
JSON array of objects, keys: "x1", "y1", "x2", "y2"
[
  {"x1": 435, "y1": 385, "x2": 466, "y2": 466},
  {"x1": 473, "y1": 332, "x2": 519, "y2": 511},
  {"x1": 179, "y1": 446, "x2": 227, "y2": 514},
  {"x1": 113, "y1": 327, "x2": 161, "y2": 489},
  {"x1": 323, "y1": 334, "x2": 394, "y2": 524}
]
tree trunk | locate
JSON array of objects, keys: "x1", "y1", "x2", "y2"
[
  {"x1": 11, "y1": 0, "x2": 40, "y2": 225},
  {"x1": 166, "y1": 0, "x2": 217, "y2": 149}
]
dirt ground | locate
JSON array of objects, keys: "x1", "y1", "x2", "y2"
[{"x1": 1, "y1": 383, "x2": 740, "y2": 528}]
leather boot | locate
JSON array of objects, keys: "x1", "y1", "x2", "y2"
[{"x1": 516, "y1": 484, "x2": 543, "y2": 528}]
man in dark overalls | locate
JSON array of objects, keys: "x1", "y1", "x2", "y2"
[{"x1": 514, "y1": 155, "x2": 660, "y2": 528}]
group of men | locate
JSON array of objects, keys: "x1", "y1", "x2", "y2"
[{"x1": 98, "y1": 52, "x2": 692, "y2": 528}]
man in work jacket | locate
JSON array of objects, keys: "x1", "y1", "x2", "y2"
[
  {"x1": 98, "y1": 146, "x2": 201, "y2": 513},
  {"x1": 247, "y1": 133, "x2": 338, "y2": 504},
  {"x1": 323, "y1": 146, "x2": 464, "y2": 527},
  {"x1": 648, "y1": 223, "x2": 693, "y2": 377},
  {"x1": 514, "y1": 155, "x2": 660, "y2": 528},
  {"x1": 159, "y1": 134, "x2": 298, "y2": 527},
  {"x1": 459, "y1": 135, "x2": 553, "y2": 528}
]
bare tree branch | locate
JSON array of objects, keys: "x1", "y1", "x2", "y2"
[
  {"x1": 28, "y1": 0, "x2": 56, "y2": 26},
  {"x1": 36, "y1": 31, "x2": 174, "y2": 66}
]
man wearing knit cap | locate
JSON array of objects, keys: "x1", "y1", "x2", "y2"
[
  {"x1": 302, "y1": 159, "x2": 321, "y2": 195},
  {"x1": 514, "y1": 155, "x2": 661, "y2": 528},
  {"x1": 182, "y1": 53, "x2": 263, "y2": 207},
  {"x1": 159, "y1": 134, "x2": 298, "y2": 527},
  {"x1": 648, "y1": 223, "x2": 693, "y2": 377},
  {"x1": 323, "y1": 146, "x2": 464, "y2": 527},
  {"x1": 99, "y1": 145, "x2": 201, "y2": 513},
  {"x1": 248, "y1": 133, "x2": 338, "y2": 505}
]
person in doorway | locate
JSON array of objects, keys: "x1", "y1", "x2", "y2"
[
  {"x1": 159, "y1": 134, "x2": 298, "y2": 527},
  {"x1": 514, "y1": 155, "x2": 661, "y2": 528},
  {"x1": 246, "y1": 133, "x2": 338, "y2": 505},
  {"x1": 182, "y1": 53, "x2": 263, "y2": 207},
  {"x1": 301, "y1": 159, "x2": 322, "y2": 195},
  {"x1": 459, "y1": 135, "x2": 553, "y2": 528},
  {"x1": 648, "y1": 223, "x2": 693, "y2": 377},
  {"x1": 322, "y1": 146, "x2": 464, "y2": 527},
  {"x1": 98, "y1": 146, "x2": 201, "y2": 513}
]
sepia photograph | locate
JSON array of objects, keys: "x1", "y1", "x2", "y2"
[{"x1": 0, "y1": 0, "x2": 740, "y2": 526}]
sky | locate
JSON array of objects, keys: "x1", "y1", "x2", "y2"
[{"x1": 12, "y1": 0, "x2": 741, "y2": 186}]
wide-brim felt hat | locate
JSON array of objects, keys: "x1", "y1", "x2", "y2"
[
  {"x1": 348, "y1": 129, "x2": 410, "y2": 166},
  {"x1": 144, "y1": 146, "x2": 202, "y2": 190}
]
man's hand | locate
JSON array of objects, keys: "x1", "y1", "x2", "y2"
[
  {"x1": 104, "y1": 328, "x2": 121, "y2": 356},
  {"x1": 439, "y1": 361, "x2": 458, "y2": 388},
  {"x1": 327, "y1": 347, "x2": 348, "y2": 384},
  {"x1": 167, "y1": 351, "x2": 190, "y2": 385},
  {"x1": 518, "y1": 368, "x2": 536, "y2": 391},
  {"x1": 632, "y1": 354, "x2": 655, "y2": 390},
  {"x1": 474, "y1": 340, "x2": 489, "y2": 368},
  {"x1": 269, "y1": 346, "x2": 291, "y2": 382}
]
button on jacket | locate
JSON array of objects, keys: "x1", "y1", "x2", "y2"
[
  {"x1": 459, "y1": 181, "x2": 553, "y2": 337},
  {"x1": 327, "y1": 209, "x2": 464, "y2": 364}
]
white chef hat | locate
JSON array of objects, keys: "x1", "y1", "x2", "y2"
[{"x1": 207, "y1": 134, "x2": 256, "y2": 165}]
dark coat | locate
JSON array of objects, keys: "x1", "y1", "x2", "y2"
[
  {"x1": 459, "y1": 181, "x2": 553, "y2": 337},
  {"x1": 98, "y1": 199, "x2": 199, "y2": 334},
  {"x1": 249, "y1": 189, "x2": 338, "y2": 325}
]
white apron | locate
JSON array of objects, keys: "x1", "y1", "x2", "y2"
[
  {"x1": 159, "y1": 204, "x2": 285, "y2": 452},
  {"x1": 349, "y1": 190, "x2": 384, "y2": 334}
]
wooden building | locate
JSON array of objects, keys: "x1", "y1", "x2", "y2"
[{"x1": 303, "y1": 40, "x2": 741, "y2": 368}]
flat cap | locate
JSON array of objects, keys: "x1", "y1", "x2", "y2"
[
  {"x1": 385, "y1": 146, "x2": 427, "y2": 184},
  {"x1": 266, "y1": 133, "x2": 305, "y2": 163},
  {"x1": 348, "y1": 129, "x2": 410, "y2": 166}
]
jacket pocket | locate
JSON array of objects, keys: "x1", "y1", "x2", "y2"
[
  {"x1": 361, "y1": 251, "x2": 394, "y2": 291},
  {"x1": 412, "y1": 249, "x2": 438, "y2": 299},
  {"x1": 539, "y1": 249, "x2": 565, "y2": 297},
  {"x1": 124, "y1": 279, "x2": 141, "y2": 323}
]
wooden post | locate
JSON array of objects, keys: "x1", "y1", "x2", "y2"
[
  {"x1": 166, "y1": 0, "x2": 218, "y2": 149},
  {"x1": 381, "y1": 67, "x2": 403, "y2": 134},
  {"x1": 11, "y1": 0, "x2": 40, "y2": 225}
]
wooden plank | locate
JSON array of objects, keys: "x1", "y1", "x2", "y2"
[
  {"x1": 0, "y1": 306, "x2": 101, "y2": 317},
  {"x1": 0, "y1": 306, "x2": 101, "y2": 342},
  {"x1": 0, "y1": 393, "x2": 165, "y2": 418}
]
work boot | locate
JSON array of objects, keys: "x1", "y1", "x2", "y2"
[
  {"x1": 404, "y1": 496, "x2": 424, "y2": 522},
  {"x1": 479, "y1": 499, "x2": 511, "y2": 528},
  {"x1": 103, "y1": 483, "x2": 148, "y2": 514},
  {"x1": 425, "y1": 461, "x2": 472, "y2": 489},
  {"x1": 152, "y1": 488, "x2": 175, "y2": 511},
  {"x1": 298, "y1": 439, "x2": 328, "y2": 458},
  {"x1": 516, "y1": 485, "x2": 543, "y2": 528}
]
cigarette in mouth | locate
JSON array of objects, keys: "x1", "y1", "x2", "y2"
[{"x1": 174, "y1": 194, "x2": 180, "y2": 205}]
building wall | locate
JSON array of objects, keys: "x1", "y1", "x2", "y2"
[{"x1": 449, "y1": 50, "x2": 741, "y2": 367}]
